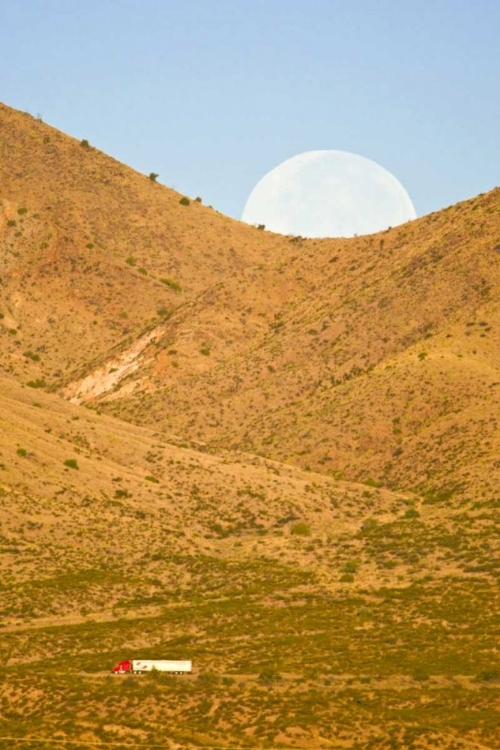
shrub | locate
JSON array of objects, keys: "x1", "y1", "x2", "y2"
[
  {"x1": 80, "y1": 139, "x2": 90, "y2": 148},
  {"x1": 125, "y1": 255, "x2": 137, "y2": 266},
  {"x1": 86, "y1": 242, "x2": 94, "y2": 249},
  {"x1": 404, "y1": 508, "x2": 420, "y2": 519},
  {"x1": 64, "y1": 459, "x2": 79, "y2": 470},
  {"x1": 200, "y1": 347, "x2": 210, "y2": 356},
  {"x1": 159, "y1": 278, "x2": 182, "y2": 292},
  {"x1": 343, "y1": 560, "x2": 358, "y2": 574},
  {"x1": 145, "y1": 475, "x2": 159, "y2": 483},
  {"x1": 17, "y1": 448, "x2": 27, "y2": 458},
  {"x1": 149, "y1": 172, "x2": 159, "y2": 182},
  {"x1": 24, "y1": 351, "x2": 40, "y2": 362},
  {"x1": 179, "y1": 197, "x2": 190, "y2": 206},
  {"x1": 138, "y1": 267, "x2": 147, "y2": 275},
  {"x1": 114, "y1": 489, "x2": 131, "y2": 498},
  {"x1": 7, "y1": 220, "x2": 16, "y2": 227},
  {"x1": 340, "y1": 573, "x2": 354, "y2": 583},
  {"x1": 157, "y1": 307, "x2": 172, "y2": 318},
  {"x1": 17, "y1": 208, "x2": 28, "y2": 215},
  {"x1": 26, "y1": 378, "x2": 46, "y2": 388},
  {"x1": 291, "y1": 522, "x2": 311, "y2": 536},
  {"x1": 258, "y1": 669, "x2": 282, "y2": 684},
  {"x1": 195, "y1": 196, "x2": 202, "y2": 203}
]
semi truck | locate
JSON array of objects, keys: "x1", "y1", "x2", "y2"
[{"x1": 112, "y1": 659, "x2": 192, "y2": 675}]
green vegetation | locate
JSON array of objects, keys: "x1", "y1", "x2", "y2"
[
  {"x1": 159, "y1": 277, "x2": 182, "y2": 291},
  {"x1": 149, "y1": 172, "x2": 159, "y2": 181},
  {"x1": 63, "y1": 458, "x2": 79, "y2": 470},
  {"x1": 179, "y1": 196, "x2": 190, "y2": 206},
  {"x1": 24, "y1": 350, "x2": 40, "y2": 362},
  {"x1": 26, "y1": 378, "x2": 46, "y2": 388},
  {"x1": 291, "y1": 521, "x2": 311, "y2": 536}
]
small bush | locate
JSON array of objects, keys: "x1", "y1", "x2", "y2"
[
  {"x1": 64, "y1": 459, "x2": 79, "y2": 470},
  {"x1": 138, "y1": 267, "x2": 147, "y2": 275},
  {"x1": 149, "y1": 172, "x2": 159, "y2": 182},
  {"x1": 179, "y1": 197, "x2": 190, "y2": 206},
  {"x1": 157, "y1": 307, "x2": 172, "y2": 318},
  {"x1": 86, "y1": 242, "x2": 94, "y2": 249},
  {"x1": 159, "y1": 278, "x2": 182, "y2": 292},
  {"x1": 343, "y1": 560, "x2": 358, "y2": 574},
  {"x1": 24, "y1": 351, "x2": 40, "y2": 362},
  {"x1": 200, "y1": 347, "x2": 210, "y2": 356},
  {"x1": 80, "y1": 139, "x2": 90, "y2": 148},
  {"x1": 340, "y1": 573, "x2": 354, "y2": 583},
  {"x1": 195, "y1": 196, "x2": 202, "y2": 203},
  {"x1": 114, "y1": 489, "x2": 131, "y2": 498},
  {"x1": 145, "y1": 475, "x2": 159, "y2": 483},
  {"x1": 7, "y1": 220, "x2": 16, "y2": 227},
  {"x1": 16, "y1": 448, "x2": 27, "y2": 458},
  {"x1": 404, "y1": 508, "x2": 420, "y2": 519},
  {"x1": 26, "y1": 378, "x2": 46, "y2": 388},
  {"x1": 17, "y1": 208, "x2": 28, "y2": 215},
  {"x1": 258, "y1": 669, "x2": 282, "y2": 684},
  {"x1": 125, "y1": 255, "x2": 137, "y2": 266},
  {"x1": 291, "y1": 522, "x2": 311, "y2": 536}
]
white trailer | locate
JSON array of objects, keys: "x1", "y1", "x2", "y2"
[{"x1": 132, "y1": 659, "x2": 192, "y2": 674}]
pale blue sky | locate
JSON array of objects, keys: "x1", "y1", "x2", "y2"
[{"x1": 1, "y1": 0, "x2": 498, "y2": 220}]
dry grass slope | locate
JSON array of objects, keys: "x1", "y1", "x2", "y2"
[{"x1": 1, "y1": 103, "x2": 499, "y2": 749}]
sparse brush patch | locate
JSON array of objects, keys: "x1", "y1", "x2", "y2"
[
  {"x1": 160, "y1": 278, "x2": 182, "y2": 292},
  {"x1": 26, "y1": 378, "x2": 46, "y2": 388},
  {"x1": 63, "y1": 458, "x2": 79, "y2": 470},
  {"x1": 157, "y1": 307, "x2": 172, "y2": 318},
  {"x1": 291, "y1": 522, "x2": 311, "y2": 536},
  {"x1": 404, "y1": 508, "x2": 420, "y2": 519},
  {"x1": 24, "y1": 350, "x2": 40, "y2": 362}
]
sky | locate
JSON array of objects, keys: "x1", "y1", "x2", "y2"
[{"x1": 1, "y1": 0, "x2": 499, "y2": 222}]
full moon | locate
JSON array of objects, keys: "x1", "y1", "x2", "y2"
[{"x1": 242, "y1": 150, "x2": 417, "y2": 238}]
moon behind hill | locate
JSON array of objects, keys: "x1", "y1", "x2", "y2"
[{"x1": 241, "y1": 150, "x2": 417, "y2": 238}]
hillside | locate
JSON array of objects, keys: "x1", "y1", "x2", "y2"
[
  {"x1": 0, "y1": 103, "x2": 289, "y2": 383},
  {"x1": 1, "y1": 103, "x2": 500, "y2": 750},
  {"x1": 65, "y1": 188, "x2": 500, "y2": 500}
]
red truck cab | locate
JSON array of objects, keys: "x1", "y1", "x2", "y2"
[{"x1": 112, "y1": 659, "x2": 132, "y2": 674}]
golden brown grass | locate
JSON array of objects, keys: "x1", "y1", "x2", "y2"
[{"x1": 1, "y1": 103, "x2": 500, "y2": 749}]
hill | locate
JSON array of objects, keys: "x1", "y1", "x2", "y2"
[
  {"x1": 1, "y1": 103, "x2": 500, "y2": 750},
  {"x1": 65, "y1": 187, "x2": 500, "y2": 501}
]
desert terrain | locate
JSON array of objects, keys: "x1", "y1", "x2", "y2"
[{"x1": 1, "y1": 103, "x2": 500, "y2": 749}]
